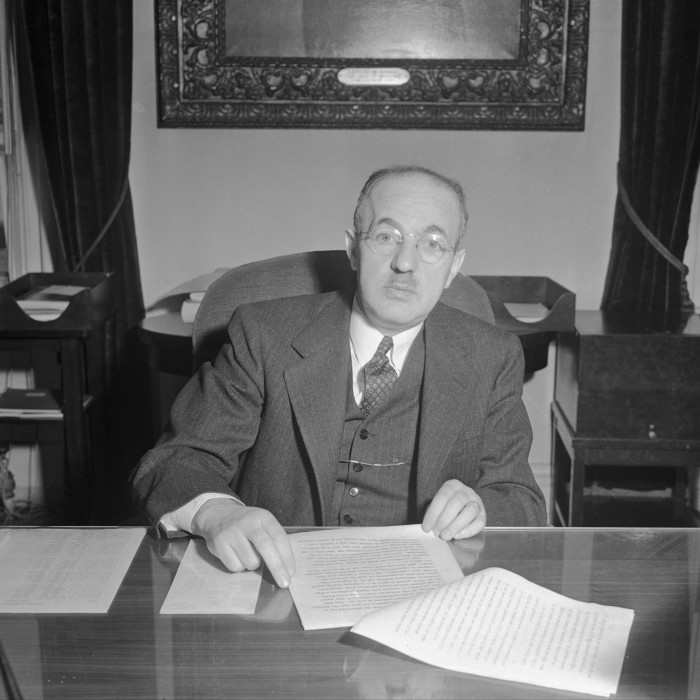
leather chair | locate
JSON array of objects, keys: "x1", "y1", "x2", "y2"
[{"x1": 192, "y1": 250, "x2": 494, "y2": 370}]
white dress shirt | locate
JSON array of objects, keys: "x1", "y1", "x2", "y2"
[{"x1": 349, "y1": 299, "x2": 423, "y2": 403}]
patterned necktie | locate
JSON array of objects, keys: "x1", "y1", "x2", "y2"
[{"x1": 360, "y1": 336, "x2": 398, "y2": 416}]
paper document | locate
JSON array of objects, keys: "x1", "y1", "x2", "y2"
[
  {"x1": 16, "y1": 284, "x2": 87, "y2": 320},
  {"x1": 351, "y1": 566, "x2": 634, "y2": 698},
  {"x1": 0, "y1": 528, "x2": 145, "y2": 613},
  {"x1": 160, "y1": 538, "x2": 262, "y2": 614},
  {"x1": 288, "y1": 525, "x2": 463, "y2": 630},
  {"x1": 504, "y1": 301, "x2": 550, "y2": 322}
]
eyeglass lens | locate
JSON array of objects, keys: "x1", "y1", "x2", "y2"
[{"x1": 366, "y1": 226, "x2": 451, "y2": 263}]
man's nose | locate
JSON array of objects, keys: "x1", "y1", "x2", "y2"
[{"x1": 391, "y1": 236, "x2": 419, "y2": 272}]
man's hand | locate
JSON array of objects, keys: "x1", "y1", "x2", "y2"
[
  {"x1": 190, "y1": 498, "x2": 295, "y2": 588},
  {"x1": 421, "y1": 479, "x2": 486, "y2": 540}
]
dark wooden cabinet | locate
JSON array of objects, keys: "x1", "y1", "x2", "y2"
[
  {"x1": 551, "y1": 310, "x2": 700, "y2": 526},
  {"x1": 0, "y1": 273, "x2": 116, "y2": 523}
]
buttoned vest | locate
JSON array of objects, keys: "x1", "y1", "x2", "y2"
[{"x1": 330, "y1": 332, "x2": 426, "y2": 526}]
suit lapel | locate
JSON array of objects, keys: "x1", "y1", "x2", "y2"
[
  {"x1": 416, "y1": 303, "x2": 481, "y2": 504},
  {"x1": 285, "y1": 293, "x2": 352, "y2": 523}
]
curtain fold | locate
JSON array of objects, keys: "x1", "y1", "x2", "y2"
[
  {"x1": 601, "y1": 0, "x2": 700, "y2": 319},
  {"x1": 20, "y1": 0, "x2": 148, "y2": 522}
]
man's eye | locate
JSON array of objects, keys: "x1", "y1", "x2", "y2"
[
  {"x1": 423, "y1": 237, "x2": 444, "y2": 250},
  {"x1": 374, "y1": 231, "x2": 397, "y2": 244}
]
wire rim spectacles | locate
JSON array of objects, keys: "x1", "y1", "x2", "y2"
[{"x1": 353, "y1": 227, "x2": 457, "y2": 264}]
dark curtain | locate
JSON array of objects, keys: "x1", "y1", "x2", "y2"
[
  {"x1": 601, "y1": 0, "x2": 700, "y2": 319},
  {"x1": 20, "y1": 1, "x2": 148, "y2": 521}
]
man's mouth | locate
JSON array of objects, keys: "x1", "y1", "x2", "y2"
[
  {"x1": 385, "y1": 284, "x2": 416, "y2": 300},
  {"x1": 386, "y1": 275, "x2": 415, "y2": 293}
]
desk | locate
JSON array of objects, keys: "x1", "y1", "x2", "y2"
[{"x1": 1, "y1": 527, "x2": 699, "y2": 699}]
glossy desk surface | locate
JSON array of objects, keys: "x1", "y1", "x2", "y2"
[{"x1": 1, "y1": 527, "x2": 699, "y2": 700}]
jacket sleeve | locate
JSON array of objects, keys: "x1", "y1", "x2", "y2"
[
  {"x1": 130, "y1": 305, "x2": 264, "y2": 527},
  {"x1": 474, "y1": 332, "x2": 547, "y2": 526}
]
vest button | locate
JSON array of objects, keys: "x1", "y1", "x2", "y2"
[
  {"x1": 349, "y1": 487, "x2": 359, "y2": 497},
  {"x1": 343, "y1": 514, "x2": 353, "y2": 524},
  {"x1": 359, "y1": 429, "x2": 369, "y2": 439},
  {"x1": 353, "y1": 463, "x2": 363, "y2": 472}
]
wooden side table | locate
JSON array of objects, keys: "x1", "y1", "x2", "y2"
[
  {"x1": 0, "y1": 273, "x2": 116, "y2": 523},
  {"x1": 551, "y1": 310, "x2": 700, "y2": 526}
]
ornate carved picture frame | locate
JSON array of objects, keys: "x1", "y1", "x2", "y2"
[{"x1": 156, "y1": 0, "x2": 589, "y2": 130}]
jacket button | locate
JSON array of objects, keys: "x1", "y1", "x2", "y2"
[
  {"x1": 353, "y1": 463, "x2": 363, "y2": 472},
  {"x1": 359, "y1": 429, "x2": 369, "y2": 439},
  {"x1": 349, "y1": 487, "x2": 359, "y2": 497},
  {"x1": 343, "y1": 514, "x2": 353, "y2": 524}
]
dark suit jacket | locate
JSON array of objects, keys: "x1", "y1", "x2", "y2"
[{"x1": 132, "y1": 291, "x2": 546, "y2": 527}]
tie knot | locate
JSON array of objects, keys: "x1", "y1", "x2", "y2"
[
  {"x1": 365, "y1": 336, "x2": 393, "y2": 372},
  {"x1": 376, "y1": 335, "x2": 393, "y2": 357}
]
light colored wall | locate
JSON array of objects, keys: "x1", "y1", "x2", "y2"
[{"x1": 130, "y1": 1, "x2": 622, "y2": 468}]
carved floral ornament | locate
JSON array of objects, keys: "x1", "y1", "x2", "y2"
[{"x1": 157, "y1": 0, "x2": 589, "y2": 130}]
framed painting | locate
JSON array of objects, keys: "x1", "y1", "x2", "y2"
[{"x1": 156, "y1": 0, "x2": 589, "y2": 130}]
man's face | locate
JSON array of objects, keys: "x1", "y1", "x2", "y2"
[{"x1": 346, "y1": 173, "x2": 466, "y2": 335}]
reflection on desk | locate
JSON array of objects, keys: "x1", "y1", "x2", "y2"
[{"x1": 0, "y1": 527, "x2": 698, "y2": 699}]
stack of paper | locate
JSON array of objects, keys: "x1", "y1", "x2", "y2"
[
  {"x1": 504, "y1": 301, "x2": 550, "y2": 322},
  {"x1": 0, "y1": 528, "x2": 146, "y2": 613},
  {"x1": 180, "y1": 291, "x2": 206, "y2": 323},
  {"x1": 15, "y1": 284, "x2": 87, "y2": 321}
]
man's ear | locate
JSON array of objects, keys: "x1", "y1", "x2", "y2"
[
  {"x1": 345, "y1": 229, "x2": 359, "y2": 271},
  {"x1": 444, "y1": 247, "x2": 466, "y2": 289}
]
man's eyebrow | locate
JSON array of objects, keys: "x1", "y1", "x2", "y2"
[
  {"x1": 421, "y1": 224, "x2": 449, "y2": 238},
  {"x1": 372, "y1": 217, "x2": 401, "y2": 229}
]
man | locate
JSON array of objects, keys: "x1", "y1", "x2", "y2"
[{"x1": 131, "y1": 165, "x2": 546, "y2": 589}]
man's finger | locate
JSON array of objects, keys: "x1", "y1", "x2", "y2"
[
  {"x1": 248, "y1": 525, "x2": 294, "y2": 588},
  {"x1": 442, "y1": 502, "x2": 485, "y2": 540},
  {"x1": 266, "y1": 521, "x2": 296, "y2": 578},
  {"x1": 431, "y1": 491, "x2": 474, "y2": 536},
  {"x1": 421, "y1": 479, "x2": 467, "y2": 532},
  {"x1": 421, "y1": 487, "x2": 452, "y2": 532},
  {"x1": 207, "y1": 539, "x2": 246, "y2": 573}
]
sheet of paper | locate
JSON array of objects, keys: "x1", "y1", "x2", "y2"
[
  {"x1": 288, "y1": 525, "x2": 463, "y2": 630},
  {"x1": 351, "y1": 566, "x2": 634, "y2": 698},
  {"x1": 0, "y1": 527, "x2": 145, "y2": 613},
  {"x1": 160, "y1": 538, "x2": 262, "y2": 614}
]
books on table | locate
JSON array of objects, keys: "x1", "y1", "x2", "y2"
[
  {"x1": 180, "y1": 291, "x2": 206, "y2": 323},
  {"x1": 159, "y1": 269, "x2": 228, "y2": 323},
  {"x1": 0, "y1": 388, "x2": 63, "y2": 420}
]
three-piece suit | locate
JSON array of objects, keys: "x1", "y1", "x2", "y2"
[{"x1": 132, "y1": 290, "x2": 546, "y2": 528}]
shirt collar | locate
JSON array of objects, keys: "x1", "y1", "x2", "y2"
[{"x1": 349, "y1": 298, "x2": 423, "y2": 373}]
